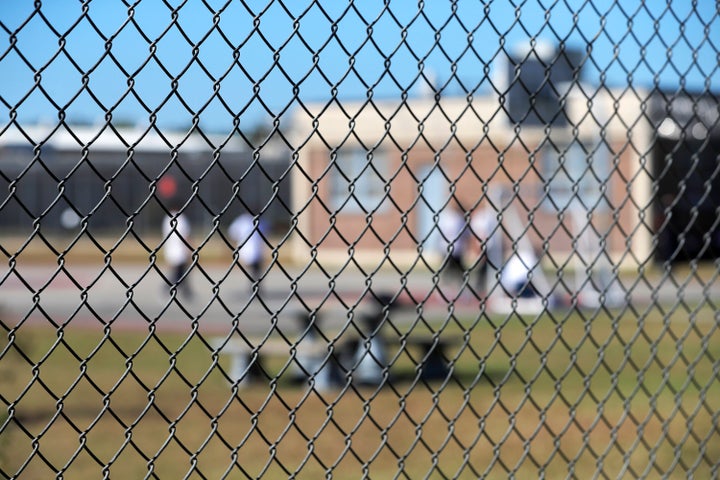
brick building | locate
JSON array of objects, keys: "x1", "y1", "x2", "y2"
[{"x1": 288, "y1": 87, "x2": 653, "y2": 270}]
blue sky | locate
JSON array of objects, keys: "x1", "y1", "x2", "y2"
[{"x1": 1, "y1": 0, "x2": 718, "y2": 132}]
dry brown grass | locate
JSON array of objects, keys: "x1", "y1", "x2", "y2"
[{"x1": 2, "y1": 305, "x2": 719, "y2": 478}]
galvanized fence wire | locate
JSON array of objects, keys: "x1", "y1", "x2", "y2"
[{"x1": 1, "y1": 1, "x2": 719, "y2": 478}]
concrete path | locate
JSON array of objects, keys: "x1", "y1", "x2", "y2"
[
  {"x1": 1, "y1": 259, "x2": 716, "y2": 338},
  {"x1": 1, "y1": 259, "x2": 460, "y2": 336}
]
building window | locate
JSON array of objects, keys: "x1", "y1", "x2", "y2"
[
  {"x1": 542, "y1": 140, "x2": 610, "y2": 213},
  {"x1": 330, "y1": 148, "x2": 387, "y2": 213}
]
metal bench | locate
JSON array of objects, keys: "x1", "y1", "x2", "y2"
[{"x1": 211, "y1": 336, "x2": 339, "y2": 388}]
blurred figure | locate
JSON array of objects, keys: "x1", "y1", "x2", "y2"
[
  {"x1": 437, "y1": 201, "x2": 470, "y2": 285},
  {"x1": 470, "y1": 201, "x2": 502, "y2": 294},
  {"x1": 500, "y1": 248, "x2": 539, "y2": 298},
  {"x1": 162, "y1": 206, "x2": 193, "y2": 299},
  {"x1": 229, "y1": 211, "x2": 265, "y2": 295}
]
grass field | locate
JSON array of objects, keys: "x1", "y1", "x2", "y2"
[{"x1": 2, "y1": 303, "x2": 719, "y2": 479}]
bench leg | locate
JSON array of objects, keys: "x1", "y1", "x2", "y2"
[
  {"x1": 352, "y1": 339, "x2": 387, "y2": 386},
  {"x1": 228, "y1": 352, "x2": 265, "y2": 385},
  {"x1": 313, "y1": 361, "x2": 335, "y2": 391},
  {"x1": 418, "y1": 342, "x2": 451, "y2": 381},
  {"x1": 228, "y1": 352, "x2": 249, "y2": 385}
]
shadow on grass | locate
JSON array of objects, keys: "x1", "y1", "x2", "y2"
[
  {"x1": 386, "y1": 364, "x2": 509, "y2": 388},
  {"x1": 272, "y1": 362, "x2": 509, "y2": 392}
]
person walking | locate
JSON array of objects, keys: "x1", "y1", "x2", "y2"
[
  {"x1": 229, "y1": 211, "x2": 266, "y2": 296},
  {"x1": 470, "y1": 201, "x2": 502, "y2": 294},
  {"x1": 162, "y1": 206, "x2": 193, "y2": 299},
  {"x1": 437, "y1": 201, "x2": 470, "y2": 286}
]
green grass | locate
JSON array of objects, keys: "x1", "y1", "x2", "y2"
[{"x1": 2, "y1": 304, "x2": 719, "y2": 479}]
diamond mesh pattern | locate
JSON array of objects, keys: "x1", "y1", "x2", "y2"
[{"x1": 1, "y1": 1, "x2": 719, "y2": 478}]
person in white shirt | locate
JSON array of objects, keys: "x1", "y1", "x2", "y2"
[
  {"x1": 162, "y1": 207, "x2": 193, "y2": 299},
  {"x1": 437, "y1": 201, "x2": 470, "y2": 285},
  {"x1": 229, "y1": 212, "x2": 265, "y2": 295},
  {"x1": 470, "y1": 203, "x2": 502, "y2": 294},
  {"x1": 500, "y1": 248, "x2": 539, "y2": 298}
]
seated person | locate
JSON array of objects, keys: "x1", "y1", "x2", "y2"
[{"x1": 500, "y1": 249, "x2": 540, "y2": 298}]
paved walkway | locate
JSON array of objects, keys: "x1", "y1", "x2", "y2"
[
  {"x1": 1, "y1": 260, "x2": 447, "y2": 336},
  {"x1": 1, "y1": 259, "x2": 717, "y2": 338}
]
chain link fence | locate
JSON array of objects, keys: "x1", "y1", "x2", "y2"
[{"x1": 1, "y1": 1, "x2": 719, "y2": 478}]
